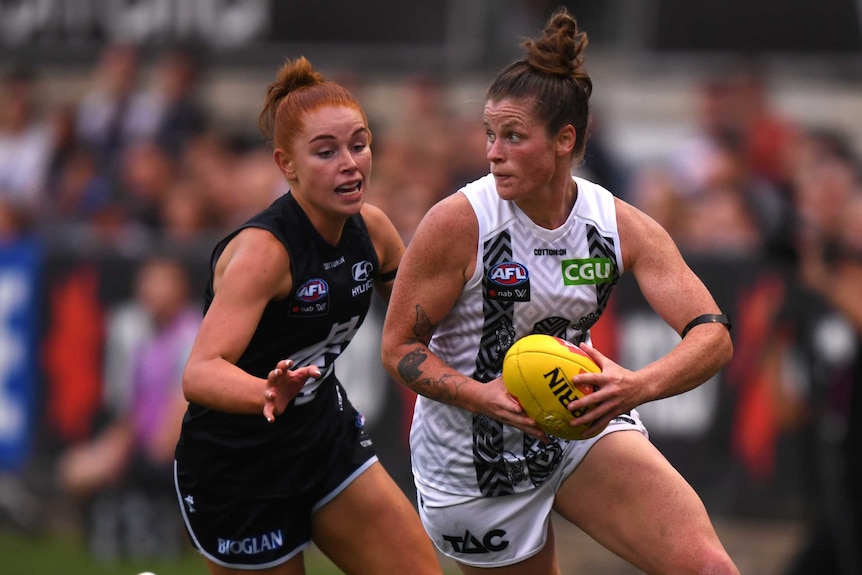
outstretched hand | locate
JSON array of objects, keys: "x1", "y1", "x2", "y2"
[{"x1": 263, "y1": 359, "x2": 322, "y2": 422}]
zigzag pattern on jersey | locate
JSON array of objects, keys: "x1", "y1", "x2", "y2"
[
  {"x1": 472, "y1": 231, "x2": 516, "y2": 497},
  {"x1": 524, "y1": 434, "x2": 563, "y2": 486},
  {"x1": 410, "y1": 399, "x2": 475, "y2": 490},
  {"x1": 572, "y1": 224, "x2": 620, "y2": 334},
  {"x1": 532, "y1": 316, "x2": 570, "y2": 339}
]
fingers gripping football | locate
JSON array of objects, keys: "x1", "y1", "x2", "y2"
[
  {"x1": 503, "y1": 335, "x2": 610, "y2": 440},
  {"x1": 565, "y1": 342, "x2": 636, "y2": 438}
]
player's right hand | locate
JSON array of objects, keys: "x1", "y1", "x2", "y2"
[{"x1": 263, "y1": 359, "x2": 322, "y2": 422}]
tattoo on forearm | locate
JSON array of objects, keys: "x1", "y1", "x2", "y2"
[
  {"x1": 412, "y1": 304, "x2": 435, "y2": 342},
  {"x1": 397, "y1": 347, "x2": 467, "y2": 402},
  {"x1": 399, "y1": 348, "x2": 427, "y2": 384}
]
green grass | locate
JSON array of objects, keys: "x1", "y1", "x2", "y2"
[{"x1": 0, "y1": 531, "x2": 354, "y2": 575}]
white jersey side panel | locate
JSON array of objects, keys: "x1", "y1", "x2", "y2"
[{"x1": 411, "y1": 174, "x2": 623, "y2": 497}]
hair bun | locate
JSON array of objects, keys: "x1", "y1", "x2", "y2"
[{"x1": 523, "y1": 8, "x2": 591, "y2": 96}]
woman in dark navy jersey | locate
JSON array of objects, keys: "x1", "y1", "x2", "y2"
[{"x1": 173, "y1": 56, "x2": 442, "y2": 575}]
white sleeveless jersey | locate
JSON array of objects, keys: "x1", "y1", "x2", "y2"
[{"x1": 411, "y1": 174, "x2": 624, "y2": 498}]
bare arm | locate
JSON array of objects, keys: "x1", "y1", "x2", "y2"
[
  {"x1": 182, "y1": 228, "x2": 320, "y2": 415},
  {"x1": 362, "y1": 202, "x2": 406, "y2": 303},
  {"x1": 381, "y1": 194, "x2": 545, "y2": 438},
  {"x1": 569, "y1": 198, "x2": 733, "y2": 435}
]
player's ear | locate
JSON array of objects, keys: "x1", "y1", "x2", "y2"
[
  {"x1": 274, "y1": 148, "x2": 295, "y2": 180},
  {"x1": 556, "y1": 124, "x2": 576, "y2": 157}
]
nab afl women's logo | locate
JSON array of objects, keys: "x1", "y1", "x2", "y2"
[
  {"x1": 488, "y1": 262, "x2": 529, "y2": 286},
  {"x1": 486, "y1": 262, "x2": 530, "y2": 302},
  {"x1": 296, "y1": 278, "x2": 328, "y2": 302}
]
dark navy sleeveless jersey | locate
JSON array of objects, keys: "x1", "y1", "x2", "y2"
[{"x1": 176, "y1": 193, "x2": 381, "y2": 498}]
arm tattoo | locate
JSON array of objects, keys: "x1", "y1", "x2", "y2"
[
  {"x1": 398, "y1": 348, "x2": 428, "y2": 385},
  {"x1": 397, "y1": 347, "x2": 467, "y2": 403},
  {"x1": 412, "y1": 304, "x2": 435, "y2": 343}
]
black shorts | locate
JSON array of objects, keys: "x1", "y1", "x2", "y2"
[{"x1": 173, "y1": 426, "x2": 376, "y2": 570}]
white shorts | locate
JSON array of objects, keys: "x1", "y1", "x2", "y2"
[{"x1": 416, "y1": 411, "x2": 647, "y2": 568}]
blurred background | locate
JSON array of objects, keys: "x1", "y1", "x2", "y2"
[{"x1": 1, "y1": 1, "x2": 861, "y2": 573}]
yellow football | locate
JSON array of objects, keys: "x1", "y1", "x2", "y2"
[{"x1": 502, "y1": 334, "x2": 601, "y2": 440}]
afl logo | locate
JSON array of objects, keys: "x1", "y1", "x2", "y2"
[
  {"x1": 489, "y1": 262, "x2": 529, "y2": 286},
  {"x1": 352, "y1": 260, "x2": 374, "y2": 282},
  {"x1": 296, "y1": 278, "x2": 328, "y2": 302}
]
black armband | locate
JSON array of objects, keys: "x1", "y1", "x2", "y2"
[
  {"x1": 681, "y1": 313, "x2": 732, "y2": 338},
  {"x1": 378, "y1": 267, "x2": 398, "y2": 282}
]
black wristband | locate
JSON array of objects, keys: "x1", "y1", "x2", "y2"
[
  {"x1": 378, "y1": 267, "x2": 398, "y2": 282},
  {"x1": 681, "y1": 313, "x2": 732, "y2": 338}
]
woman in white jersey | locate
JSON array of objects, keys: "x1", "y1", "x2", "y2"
[{"x1": 381, "y1": 8, "x2": 740, "y2": 575}]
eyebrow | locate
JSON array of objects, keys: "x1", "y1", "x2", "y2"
[{"x1": 308, "y1": 126, "x2": 369, "y2": 144}]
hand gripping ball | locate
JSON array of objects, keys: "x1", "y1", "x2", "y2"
[{"x1": 503, "y1": 334, "x2": 600, "y2": 440}]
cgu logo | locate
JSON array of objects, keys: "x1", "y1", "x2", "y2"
[
  {"x1": 296, "y1": 279, "x2": 329, "y2": 302},
  {"x1": 488, "y1": 262, "x2": 529, "y2": 286},
  {"x1": 561, "y1": 258, "x2": 613, "y2": 285}
]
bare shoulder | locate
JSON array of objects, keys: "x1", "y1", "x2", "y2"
[
  {"x1": 613, "y1": 196, "x2": 679, "y2": 271},
  {"x1": 359, "y1": 202, "x2": 399, "y2": 245},
  {"x1": 215, "y1": 227, "x2": 292, "y2": 298},
  {"x1": 613, "y1": 196, "x2": 666, "y2": 240},
  {"x1": 613, "y1": 197, "x2": 723, "y2": 333},
  {"x1": 360, "y1": 201, "x2": 405, "y2": 276},
  {"x1": 359, "y1": 201, "x2": 390, "y2": 226},
  {"x1": 415, "y1": 192, "x2": 477, "y2": 243},
  {"x1": 402, "y1": 192, "x2": 477, "y2": 282},
  {"x1": 220, "y1": 227, "x2": 289, "y2": 267}
]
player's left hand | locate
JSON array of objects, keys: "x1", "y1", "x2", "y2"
[
  {"x1": 263, "y1": 359, "x2": 322, "y2": 422},
  {"x1": 564, "y1": 342, "x2": 640, "y2": 439}
]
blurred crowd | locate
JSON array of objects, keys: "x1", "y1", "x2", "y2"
[
  {"x1": 625, "y1": 64, "x2": 858, "y2": 264},
  {"x1": 3, "y1": 43, "x2": 860, "y2": 265},
  {"x1": 0, "y1": 42, "x2": 494, "y2": 249},
  {"x1": 1, "y1": 39, "x2": 862, "y2": 572},
  {"x1": 0, "y1": 43, "x2": 289, "y2": 247}
]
